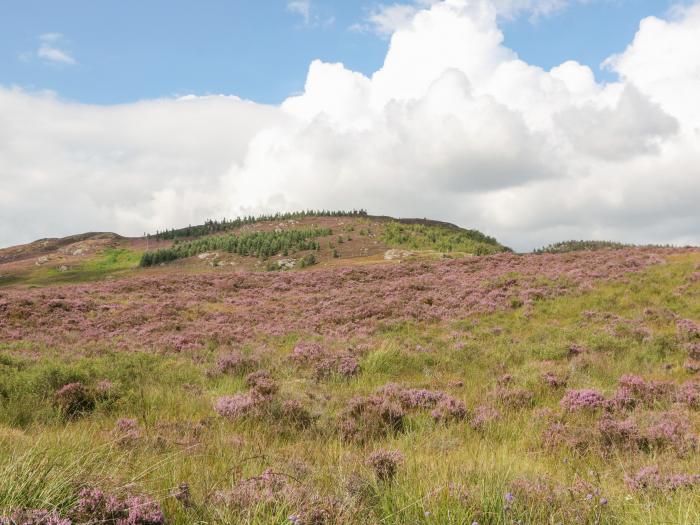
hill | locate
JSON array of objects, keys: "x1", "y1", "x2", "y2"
[
  {"x1": 0, "y1": 213, "x2": 699, "y2": 525},
  {"x1": 0, "y1": 212, "x2": 508, "y2": 288}
]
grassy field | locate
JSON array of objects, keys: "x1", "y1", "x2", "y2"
[{"x1": 0, "y1": 249, "x2": 699, "y2": 524}]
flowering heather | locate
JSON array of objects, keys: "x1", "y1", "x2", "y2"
[
  {"x1": 560, "y1": 389, "x2": 606, "y2": 411},
  {"x1": 470, "y1": 405, "x2": 501, "y2": 430},
  {"x1": 598, "y1": 416, "x2": 641, "y2": 448},
  {"x1": 366, "y1": 450, "x2": 404, "y2": 481},
  {"x1": 377, "y1": 384, "x2": 445, "y2": 409},
  {"x1": 625, "y1": 466, "x2": 700, "y2": 492},
  {"x1": 281, "y1": 399, "x2": 314, "y2": 429},
  {"x1": 339, "y1": 395, "x2": 405, "y2": 443},
  {"x1": 684, "y1": 360, "x2": 700, "y2": 374},
  {"x1": 291, "y1": 342, "x2": 359, "y2": 380},
  {"x1": 542, "y1": 372, "x2": 567, "y2": 389},
  {"x1": 54, "y1": 382, "x2": 95, "y2": 418},
  {"x1": 688, "y1": 343, "x2": 700, "y2": 360},
  {"x1": 644, "y1": 413, "x2": 698, "y2": 454},
  {"x1": 675, "y1": 381, "x2": 700, "y2": 408},
  {"x1": 216, "y1": 469, "x2": 289, "y2": 511},
  {"x1": 430, "y1": 395, "x2": 468, "y2": 423},
  {"x1": 493, "y1": 387, "x2": 533, "y2": 408},
  {"x1": 677, "y1": 318, "x2": 700, "y2": 341},
  {"x1": 214, "y1": 394, "x2": 260, "y2": 420},
  {"x1": 73, "y1": 487, "x2": 164, "y2": 524},
  {"x1": 244, "y1": 370, "x2": 278, "y2": 397},
  {"x1": 0, "y1": 249, "x2": 672, "y2": 351},
  {"x1": 0, "y1": 510, "x2": 70, "y2": 525},
  {"x1": 213, "y1": 350, "x2": 259, "y2": 376},
  {"x1": 607, "y1": 374, "x2": 674, "y2": 410},
  {"x1": 112, "y1": 418, "x2": 140, "y2": 444}
]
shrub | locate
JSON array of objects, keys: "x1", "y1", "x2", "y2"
[
  {"x1": 72, "y1": 487, "x2": 164, "y2": 524},
  {"x1": 54, "y1": 382, "x2": 95, "y2": 419},
  {"x1": 366, "y1": 450, "x2": 404, "y2": 481},
  {"x1": 560, "y1": 389, "x2": 605, "y2": 411}
]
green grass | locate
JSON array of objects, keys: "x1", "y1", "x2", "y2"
[
  {"x1": 0, "y1": 253, "x2": 699, "y2": 523},
  {"x1": 0, "y1": 248, "x2": 141, "y2": 288}
]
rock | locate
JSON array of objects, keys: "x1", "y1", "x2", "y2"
[
  {"x1": 384, "y1": 249, "x2": 414, "y2": 261},
  {"x1": 72, "y1": 248, "x2": 85, "y2": 256},
  {"x1": 278, "y1": 259, "x2": 296, "y2": 270},
  {"x1": 58, "y1": 265, "x2": 70, "y2": 272},
  {"x1": 198, "y1": 252, "x2": 218, "y2": 260},
  {"x1": 35, "y1": 256, "x2": 49, "y2": 266}
]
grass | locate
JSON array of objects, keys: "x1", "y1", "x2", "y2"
[
  {"x1": 0, "y1": 248, "x2": 142, "y2": 288},
  {"x1": 0, "y1": 253, "x2": 699, "y2": 523}
]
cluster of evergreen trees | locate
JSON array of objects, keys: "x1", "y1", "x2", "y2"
[
  {"x1": 139, "y1": 228, "x2": 332, "y2": 267},
  {"x1": 381, "y1": 223, "x2": 508, "y2": 255},
  {"x1": 151, "y1": 210, "x2": 367, "y2": 241},
  {"x1": 534, "y1": 240, "x2": 629, "y2": 254}
]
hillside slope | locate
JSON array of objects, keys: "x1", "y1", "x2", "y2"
[
  {"x1": 0, "y1": 213, "x2": 508, "y2": 288},
  {"x1": 0, "y1": 215, "x2": 699, "y2": 524}
]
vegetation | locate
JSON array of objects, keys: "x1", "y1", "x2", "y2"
[
  {"x1": 1, "y1": 246, "x2": 698, "y2": 523},
  {"x1": 535, "y1": 240, "x2": 630, "y2": 254},
  {"x1": 139, "y1": 228, "x2": 331, "y2": 267},
  {"x1": 151, "y1": 209, "x2": 366, "y2": 241},
  {"x1": 381, "y1": 222, "x2": 509, "y2": 255}
]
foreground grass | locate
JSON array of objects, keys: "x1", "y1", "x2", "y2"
[{"x1": 0, "y1": 253, "x2": 698, "y2": 523}]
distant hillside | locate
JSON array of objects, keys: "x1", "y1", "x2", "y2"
[
  {"x1": 0, "y1": 212, "x2": 510, "y2": 288},
  {"x1": 534, "y1": 240, "x2": 630, "y2": 254}
]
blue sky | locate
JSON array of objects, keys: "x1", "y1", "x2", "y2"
[{"x1": 0, "y1": 0, "x2": 678, "y2": 105}]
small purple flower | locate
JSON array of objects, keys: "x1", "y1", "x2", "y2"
[
  {"x1": 504, "y1": 492, "x2": 515, "y2": 504},
  {"x1": 599, "y1": 497, "x2": 608, "y2": 506}
]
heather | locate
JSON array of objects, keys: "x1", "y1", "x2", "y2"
[{"x1": 0, "y1": 247, "x2": 699, "y2": 524}]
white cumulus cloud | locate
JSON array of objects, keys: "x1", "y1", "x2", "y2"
[{"x1": 1, "y1": 0, "x2": 700, "y2": 251}]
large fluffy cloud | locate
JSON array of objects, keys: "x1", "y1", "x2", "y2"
[{"x1": 1, "y1": 0, "x2": 699, "y2": 250}]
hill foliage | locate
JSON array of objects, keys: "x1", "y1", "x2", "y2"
[
  {"x1": 151, "y1": 209, "x2": 367, "y2": 241},
  {"x1": 139, "y1": 227, "x2": 331, "y2": 267}
]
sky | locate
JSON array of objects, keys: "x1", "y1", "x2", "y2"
[{"x1": 0, "y1": 0, "x2": 698, "y2": 251}]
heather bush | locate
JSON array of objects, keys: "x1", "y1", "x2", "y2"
[
  {"x1": 677, "y1": 318, "x2": 700, "y2": 341},
  {"x1": 213, "y1": 351, "x2": 259, "y2": 376},
  {"x1": 54, "y1": 383, "x2": 95, "y2": 419},
  {"x1": 338, "y1": 395, "x2": 405, "y2": 443},
  {"x1": 0, "y1": 509, "x2": 70, "y2": 525},
  {"x1": 470, "y1": 405, "x2": 501, "y2": 431},
  {"x1": 625, "y1": 466, "x2": 700, "y2": 492},
  {"x1": 430, "y1": 396, "x2": 468, "y2": 423},
  {"x1": 72, "y1": 487, "x2": 164, "y2": 524},
  {"x1": 366, "y1": 450, "x2": 404, "y2": 481},
  {"x1": 560, "y1": 389, "x2": 606, "y2": 412}
]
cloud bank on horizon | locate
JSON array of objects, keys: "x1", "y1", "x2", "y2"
[{"x1": 1, "y1": 0, "x2": 699, "y2": 251}]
